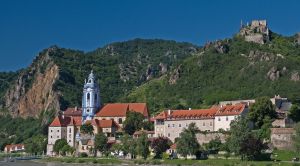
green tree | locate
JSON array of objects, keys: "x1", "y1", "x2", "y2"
[
  {"x1": 293, "y1": 122, "x2": 300, "y2": 154},
  {"x1": 53, "y1": 139, "x2": 68, "y2": 155},
  {"x1": 136, "y1": 133, "x2": 150, "y2": 160},
  {"x1": 24, "y1": 134, "x2": 47, "y2": 155},
  {"x1": 142, "y1": 121, "x2": 154, "y2": 131},
  {"x1": 249, "y1": 96, "x2": 276, "y2": 128},
  {"x1": 61, "y1": 144, "x2": 73, "y2": 156},
  {"x1": 255, "y1": 116, "x2": 272, "y2": 140},
  {"x1": 80, "y1": 123, "x2": 94, "y2": 135},
  {"x1": 150, "y1": 136, "x2": 171, "y2": 158},
  {"x1": 94, "y1": 133, "x2": 108, "y2": 156},
  {"x1": 120, "y1": 134, "x2": 136, "y2": 158},
  {"x1": 123, "y1": 111, "x2": 144, "y2": 135},
  {"x1": 176, "y1": 123, "x2": 200, "y2": 159},
  {"x1": 226, "y1": 116, "x2": 251, "y2": 156},
  {"x1": 239, "y1": 134, "x2": 266, "y2": 160},
  {"x1": 110, "y1": 143, "x2": 123, "y2": 156},
  {"x1": 204, "y1": 137, "x2": 222, "y2": 154},
  {"x1": 289, "y1": 104, "x2": 300, "y2": 122}
]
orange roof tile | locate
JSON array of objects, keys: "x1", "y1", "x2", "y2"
[
  {"x1": 95, "y1": 103, "x2": 148, "y2": 118},
  {"x1": 154, "y1": 108, "x2": 218, "y2": 120},
  {"x1": 64, "y1": 107, "x2": 82, "y2": 117},
  {"x1": 49, "y1": 116, "x2": 71, "y2": 127},
  {"x1": 215, "y1": 103, "x2": 246, "y2": 116},
  {"x1": 89, "y1": 119, "x2": 120, "y2": 129},
  {"x1": 68, "y1": 116, "x2": 82, "y2": 126}
]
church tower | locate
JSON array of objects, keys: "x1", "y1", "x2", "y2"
[{"x1": 82, "y1": 70, "x2": 101, "y2": 122}]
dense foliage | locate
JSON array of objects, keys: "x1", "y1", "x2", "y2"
[
  {"x1": 123, "y1": 111, "x2": 145, "y2": 135},
  {"x1": 289, "y1": 104, "x2": 300, "y2": 122},
  {"x1": 24, "y1": 134, "x2": 47, "y2": 155},
  {"x1": 226, "y1": 116, "x2": 267, "y2": 160},
  {"x1": 176, "y1": 123, "x2": 200, "y2": 159},
  {"x1": 150, "y1": 137, "x2": 172, "y2": 158},
  {"x1": 0, "y1": 114, "x2": 50, "y2": 151},
  {"x1": 94, "y1": 133, "x2": 108, "y2": 156},
  {"x1": 80, "y1": 123, "x2": 94, "y2": 135},
  {"x1": 136, "y1": 133, "x2": 150, "y2": 160},
  {"x1": 249, "y1": 96, "x2": 277, "y2": 128},
  {"x1": 126, "y1": 35, "x2": 300, "y2": 114}
]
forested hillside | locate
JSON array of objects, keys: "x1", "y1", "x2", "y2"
[{"x1": 125, "y1": 34, "x2": 300, "y2": 113}]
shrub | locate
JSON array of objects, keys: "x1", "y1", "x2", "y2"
[
  {"x1": 79, "y1": 152, "x2": 88, "y2": 158},
  {"x1": 162, "y1": 152, "x2": 169, "y2": 160}
]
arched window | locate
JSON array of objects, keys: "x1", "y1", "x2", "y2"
[{"x1": 87, "y1": 93, "x2": 90, "y2": 101}]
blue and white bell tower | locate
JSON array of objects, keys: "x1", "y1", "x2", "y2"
[{"x1": 82, "y1": 70, "x2": 101, "y2": 122}]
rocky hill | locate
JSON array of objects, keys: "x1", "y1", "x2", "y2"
[
  {"x1": 1, "y1": 23, "x2": 300, "y2": 117},
  {"x1": 0, "y1": 39, "x2": 198, "y2": 117}
]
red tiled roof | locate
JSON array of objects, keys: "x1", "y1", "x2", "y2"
[
  {"x1": 49, "y1": 116, "x2": 71, "y2": 127},
  {"x1": 91, "y1": 119, "x2": 120, "y2": 129},
  {"x1": 68, "y1": 117, "x2": 82, "y2": 126},
  {"x1": 63, "y1": 107, "x2": 82, "y2": 117},
  {"x1": 215, "y1": 103, "x2": 246, "y2": 116},
  {"x1": 154, "y1": 107, "x2": 218, "y2": 120},
  {"x1": 95, "y1": 103, "x2": 148, "y2": 118}
]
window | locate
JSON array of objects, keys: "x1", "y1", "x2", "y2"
[
  {"x1": 57, "y1": 136, "x2": 59, "y2": 138},
  {"x1": 203, "y1": 122, "x2": 205, "y2": 126},
  {"x1": 87, "y1": 93, "x2": 90, "y2": 100},
  {"x1": 94, "y1": 94, "x2": 97, "y2": 102},
  {"x1": 51, "y1": 136, "x2": 52, "y2": 138},
  {"x1": 118, "y1": 118, "x2": 122, "y2": 124},
  {"x1": 210, "y1": 122, "x2": 212, "y2": 126},
  {"x1": 179, "y1": 124, "x2": 181, "y2": 127},
  {"x1": 218, "y1": 117, "x2": 221, "y2": 121},
  {"x1": 57, "y1": 130, "x2": 59, "y2": 132},
  {"x1": 168, "y1": 133, "x2": 170, "y2": 137},
  {"x1": 50, "y1": 130, "x2": 53, "y2": 132},
  {"x1": 87, "y1": 109, "x2": 90, "y2": 113},
  {"x1": 69, "y1": 134, "x2": 71, "y2": 138},
  {"x1": 69, "y1": 128, "x2": 71, "y2": 133},
  {"x1": 168, "y1": 124, "x2": 170, "y2": 128},
  {"x1": 172, "y1": 124, "x2": 175, "y2": 127},
  {"x1": 69, "y1": 140, "x2": 71, "y2": 142},
  {"x1": 226, "y1": 116, "x2": 228, "y2": 121}
]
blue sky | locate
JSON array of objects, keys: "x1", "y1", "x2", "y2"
[{"x1": 0, "y1": 0, "x2": 299, "y2": 71}]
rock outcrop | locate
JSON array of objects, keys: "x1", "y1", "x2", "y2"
[
  {"x1": 267, "y1": 67, "x2": 281, "y2": 81},
  {"x1": 169, "y1": 65, "x2": 182, "y2": 85},
  {"x1": 291, "y1": 71, "x2": 300, "y2": 82},
  {"x1": 4, "y1": 48, "x2": 61, "y2": 117},
  {"x1": 248, "y1": 50, "x2": 282, "y2": 62}
]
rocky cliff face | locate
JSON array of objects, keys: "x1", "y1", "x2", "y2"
[{"x1": 4, "y1": 48, "x2": 60, "y2": 117}]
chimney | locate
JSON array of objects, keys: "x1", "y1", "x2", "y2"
[
  {"x1": 75, "y1": 106, "x2": 77, "y2": 111},
  {"x1": 168, "y1": 109, "x2": 171, "y2": 115}
]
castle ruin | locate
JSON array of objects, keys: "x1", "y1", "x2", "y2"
[{"x1": 239, "y1": 20, "x2": 270, "y2": 44}]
